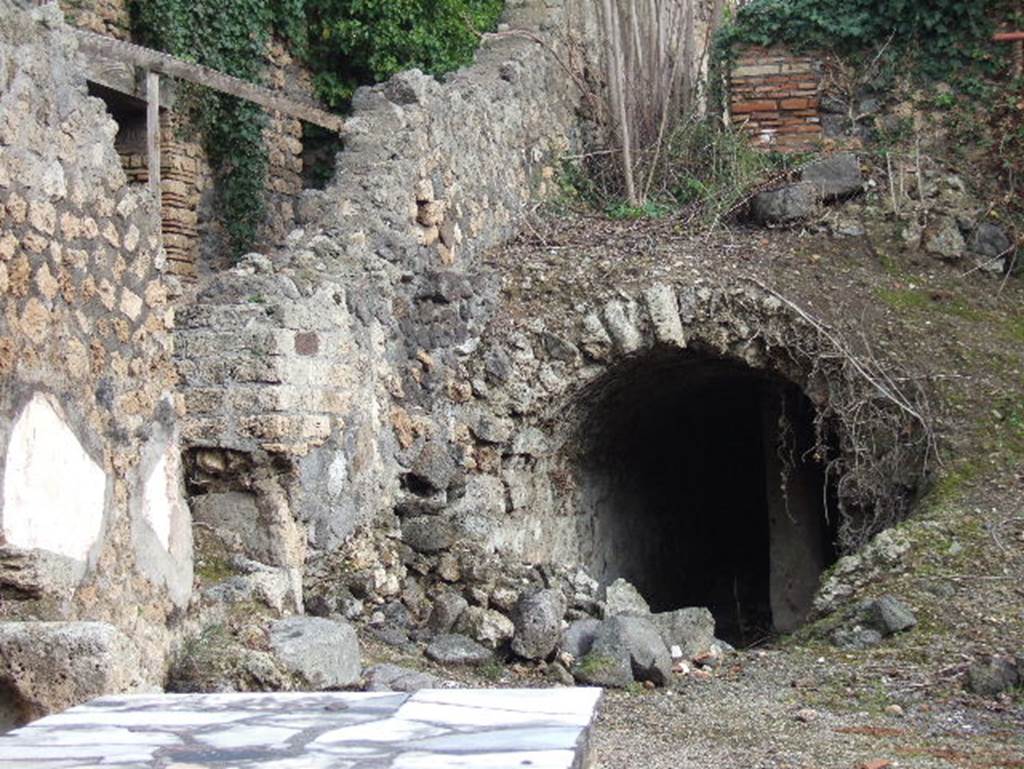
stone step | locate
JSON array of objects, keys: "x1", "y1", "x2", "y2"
[{"x1": 0, "y1": 688, "x2": 602, "y2": 768}]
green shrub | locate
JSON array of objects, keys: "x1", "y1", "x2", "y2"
[{"x1": 306, "y1": 0, "x2": 505, "y2": 110}]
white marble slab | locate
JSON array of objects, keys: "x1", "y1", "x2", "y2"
[{"x1": 0, "y1": 688, "x2": 602, "y2": 769}]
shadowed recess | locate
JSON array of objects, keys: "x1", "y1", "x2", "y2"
[{"x1": 576, "y1": 350, "x2": 839, "y2": 646}]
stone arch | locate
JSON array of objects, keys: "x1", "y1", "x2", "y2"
[{"x1": 526, "y1": 280, "x2": 930, "y2": 640}]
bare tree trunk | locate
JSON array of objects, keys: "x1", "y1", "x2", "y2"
[
  {"x1": 597, "y1": 0, "x2": 699, "y2": 206},
  {"x1": 600, "y1": 0, "x2": 637, "y2": 204}
]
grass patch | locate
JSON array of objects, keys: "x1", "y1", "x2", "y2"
[
  {"x1": 876, "y1": 288, "x2": 986, "y2": 321},
  {"x1": 478, "y1": 658, "x2": 505, "y2": 682},
  {"x1": 575, "y1": 653, "x2": 618, "y2": 678}
]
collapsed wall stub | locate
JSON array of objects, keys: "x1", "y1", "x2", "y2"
[
  {"x1": 0, "y1": 0, "x2": 191, "y2": 720},
  {"x1": 175, "y1": 0, "x2": 592, "y2": 604}
]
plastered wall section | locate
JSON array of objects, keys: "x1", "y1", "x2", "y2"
[{"x1": 0, "y1": 1, "x2": 192, "y2": 683}]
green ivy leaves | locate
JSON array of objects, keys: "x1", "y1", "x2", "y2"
[
  {"x1": 722, "y1": 0, "x2": 999, "y2": 79},
  {"x1": 306, "y1": 0, "x2": 505, "y2": 110}
]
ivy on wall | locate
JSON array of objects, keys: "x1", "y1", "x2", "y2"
[
  {"x1": 132, "y1": 0, "x2": 306, "y2": 256},
  {"x1": 130, "y1": 0, "x2": 504, "y2": 257},
  {"x1": 719, "y1": 0, "x2": 1002, "y2": 78}
]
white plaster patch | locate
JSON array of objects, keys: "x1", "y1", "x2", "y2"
[
  {"x1": 140, "y1": 450, "x2": 179, "y2": 551},
  {"x1": 2, "y1": 394, "x2": 105, "y2": 561},
  {"x1": 327, "y1": 454, "x2": 347, "y2": 497}
]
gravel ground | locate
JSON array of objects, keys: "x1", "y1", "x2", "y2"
[{"x1": 593, "y1": 648, "x2": 1024, "y2": 769}]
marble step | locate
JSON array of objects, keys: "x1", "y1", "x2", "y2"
[{"x1": 0, "y1": 687, "x2": 602, "y2": 768}]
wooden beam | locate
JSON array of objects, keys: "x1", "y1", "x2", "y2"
[
  {"x1": 146, "y1": 69, "x2": 162, "y2": 207},
  {"x1": 74, "y1": 29, "x2": 344, "y2": 133},
  {"x1": 993, "y1": 31, "x2": 1024, "y2": 42}
]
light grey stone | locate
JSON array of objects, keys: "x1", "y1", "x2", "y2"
[
  {"x1": 425, "y1": 633, "x2": 492, "y2": 666},
  {"x1": 801, "y1": 153, "x2": 863, "y2": 200},
  {"x1": 511, "y1": 588, "x2": 566, "y2": 660},
  {"x1": 924, "y1": 216, "x2": 966, "y2": 260},
  {"x1": 0, "y1": 622, "x2": 143, "y2": 729},
  {"x1": 364, "y1": 663, "x2": 440, "y2": 692},
  {"x1": 454, "y1": 606, "x2": 514, "y2": 650},
  {"x1": 859, "y1": 595, "x2": 916, "y2": 636},
  {"x1": 649, "y1": 607, "x2": 715, "y2": 659},
  {"x1": 604, "y1": 578, "x2": 650, "y2": 616},
  {"x1": 269, "y1": 617, "x2": 361, "y2": 690},
  {"x1": 573, "y1": 615, "x2": 672, "y2": 688},
  {"x1": 602, "y1": 300, "x2": 643, "y2": 353},
  {"x1": 642, "y1": 283, "x2": 685, "y2": 347},
  {"x1": 751, "y1": 183, "x2": 819, "y2": 225},
  {"x1": 830, "y1": 626, "x2": 883, "y2": 649}
]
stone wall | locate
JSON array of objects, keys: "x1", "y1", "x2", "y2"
[
  {"x1": 0, "y1": 1, "x2": 190, "y2": 723},
  {"x1": 175, "y1": 0, "x2": 589, "y2": 611},
  {"x1": 59, "y1": 0, "x2": 129, "y2": 40},
  {"x1": 730, "y1": 46, "x2": 823, "y2": 152}
]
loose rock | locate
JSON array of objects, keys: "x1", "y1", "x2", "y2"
[
  {"x1": 801, "y1": 153, "x2": 864, "y2": 201},
  {"x1": 454, "y1": 606, "x2": 514, "y2": 650},
  {"x1": 650, "y1": 607, "x2": 715, "y2": 659},
  {"x1": 859, "y1": 595, "x2": 916, "y2": 636},
  {"x1": 751, "y1": 183, "x2": 819, "y2": 225},
  {"x1": 268, "y1": 617, "x2": 361, "y2": 690},
  {"x1": 425, "y1": 634, "x2": 492, "y2": 666},
  {"x1": 364, "y1": 663, "x2": 440, "y2": 693},
  {"x1": 604, "y1": 578, "x2": 650, "y2": 617},
  {"x1": 511, "y1": 588, "x2": 567, "y2": 661},
  {"x1": 574, "y1": 615, "x2": 673, "y2": 688}
]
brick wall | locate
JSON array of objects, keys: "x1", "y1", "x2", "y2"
[
  {"x1": 729, "y1": 46, "x2": 822, "y2": 152},
  {"x1": 60, "y1": 0, "x2": 319, "y2": 276}
]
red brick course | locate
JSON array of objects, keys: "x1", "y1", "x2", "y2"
[{"x1": 729, "y1": 46, "x2": 823, "y2": 152}]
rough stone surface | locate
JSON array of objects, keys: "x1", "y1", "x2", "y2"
[
  {"x1": 649, "y1": 607, "x2": 716, "y2": 659},
  {"x1": 363, "y1": 663, "x2": 441, "y2": 692},
  {"x1": 511, "y1": 588, "x2": 567, "y2": 660},
  {"x1": 966, "y1": 656, "x2": 1020, "y2": 697},
  {"x1": 574, "y1": 615, "x2": 673, "y2": 688},
  {"x1": 859, "y1": 595, "x2": 917, "y2": 636},
  {"x1": 751, "y1": 183, "x2": 819, "y2": 225},
  {"x1": 605, "y1": 579, "x2": 651, "y2": 617},
  {"x1": 561, "y1": 618, "x2": 602, "y2": 661},
  {"x1": 801, "y1": 153, "x2": 863, "y2": 200},
  {"x1": 0, "y1": 1, "x2": 187, "y2": 698},
  {"x1": 0, "y1": 622, "x2": 144, "y2": 728},
  {"x1": 427, "y1": 590, "x2": 469, "y2": 635},
  {"x1": 454, "y1": 606, "x2": 515, "y2": 650},
  {"x1": 425, "y1": 634, "x2": 492, "y2": 666},
  {"x1": 924, "y1": 216, "x2": 967, "y2": 260},
  {"x1": 268, "y1": 617, "x2": 361, "y2": 690},
  {"x1": 401, "y1": 516, "x2": 456, "y2": 554}
]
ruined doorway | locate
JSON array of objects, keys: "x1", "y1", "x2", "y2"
[{"x1": 576, "y1": 351, "x2": 839, "y2": 646}]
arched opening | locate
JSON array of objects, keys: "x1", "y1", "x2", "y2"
[{"x1": 576, "y1": 349, "x2": 839, "y2": 646}]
